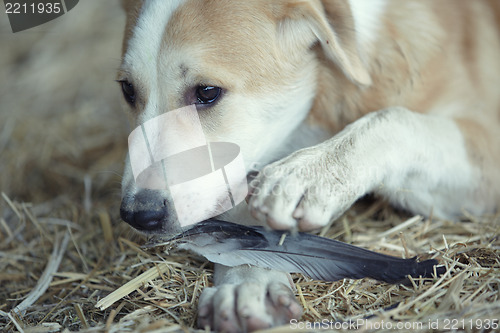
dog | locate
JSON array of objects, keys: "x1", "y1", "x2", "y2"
[{"x1": 118, "y1": 0, "x2": 500, "y2": 331}]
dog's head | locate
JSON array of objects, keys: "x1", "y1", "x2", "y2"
[{"x1": 118, "y1": 0, "x2": 371, "y2": 234}]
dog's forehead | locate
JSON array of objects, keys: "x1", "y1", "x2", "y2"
[
  {"x1": 124, "y1": 0, "x2": 270, "y2": 64},
  {"x1": 122, "y1": 0, "x2": 185, "y2": 74},
  {"x1": 164, "y1": 0, "x2": 272, "y2": 42},
  {"x1": 123, "y1": 0, "x2": 279, "y2": 79}
]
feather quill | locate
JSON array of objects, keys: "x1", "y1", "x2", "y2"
[{"x1": 168, "y1": 219, "x2": 442, "y2": 284}]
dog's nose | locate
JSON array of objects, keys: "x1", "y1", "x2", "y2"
[
  {"x1": 120, "y1": 190, "x2": 168, "y2": 232},
  {"x1": 120, "y1": 208, "x2": 165, "y2": 231}
]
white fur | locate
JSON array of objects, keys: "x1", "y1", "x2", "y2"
[
  {"x1": 123, "y1": 0, "x2": 185, "y2": 124},
  {"x1": 345, "y1": 108, "x2": 477, "y2": 217},
  {"x1": 248, "y1": 107, "x2": 479, "y2": 231},
  {"x1": 121, "y1": 0, "x2": 185, "y2": 200},
  {"x1": 232, "y1": 83, "x2": 320, "y2": 172},
  {"x1": 348, "y1": 0, "x2": 387, "y2": 48},
  {"x1": 197, "y1": 264, "x2": 301, "y2": 330}
]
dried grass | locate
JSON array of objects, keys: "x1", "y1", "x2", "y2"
[{"x1": 1, "y1": 1, "x2": 499, "y2": 332}]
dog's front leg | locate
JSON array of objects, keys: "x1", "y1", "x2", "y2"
[
  {"x1": 197, "y1": 264, "x2": 302, "y2": 332},
  {"x1": 249, "y1": 106, "x2": 488, "y2": 231}
]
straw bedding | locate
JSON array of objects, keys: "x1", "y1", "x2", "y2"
[{"x1": 1, "y1": 1, "x2": 498, "y2": 332}]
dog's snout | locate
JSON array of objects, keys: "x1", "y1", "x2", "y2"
[
  {"x1": 120, "y1": 206, "x2": 165, "y2": 231},
  {"x1": 120, "y1": 190, "x2": 169, "y2": 232}
]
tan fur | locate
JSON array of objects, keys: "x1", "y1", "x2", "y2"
[
  {"x1": 310, "y1": 1, "x2": 500, "y2": 127},
  {"x1": 305, "y1": 1, "x2": 500, "y2": 192},
  {"x1": 120, "y1": 1, "x2": 500, "y2": 330}
]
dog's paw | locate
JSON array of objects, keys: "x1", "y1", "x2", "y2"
[
  {"x1": 248, "y1": 145, "x2": 371, "y2": 231},
  {"x1": 197, "y1": 281, "x2": 302, "y2": 333}
]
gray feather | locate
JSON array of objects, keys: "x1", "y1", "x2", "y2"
[{"x1": 171, "y1": 219, "x2": 442, "y2": 283}]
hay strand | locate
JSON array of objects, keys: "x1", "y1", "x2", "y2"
[
  {"x1": 96, "y1": 263, "x2": 170, "y2": 310},
  {"x1": 12, "y1": 232, "x2": 70, "y2": 317}
]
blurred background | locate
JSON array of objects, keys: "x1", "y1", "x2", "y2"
[
  {"x1": 1, "y1": 0, "x2": 127, "y2": 204},
  {"x1": 0, "y1": 1, "x2": 168, "y2": 331}
]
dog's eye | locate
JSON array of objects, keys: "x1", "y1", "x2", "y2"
[
  {"x1": 120, "y1": 80, "x2": 136, "y2": 105},
  {"x1": 196, "y1": 86, "x2": 221, "y2": 105}
]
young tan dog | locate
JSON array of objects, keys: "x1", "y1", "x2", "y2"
[{"x1": 118, "y1": 0, "x2": 500, "y2": 331}]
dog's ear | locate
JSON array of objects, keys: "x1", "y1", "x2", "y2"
[{"x1": 274, "y1": 0, "x2": 371, "y2": 86}]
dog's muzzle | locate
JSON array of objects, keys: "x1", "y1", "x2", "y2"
[
  {"x1": 120, "y1": 189, "x2": 181, "y2": 234},
  {"x1": 123, "y1": 105, "x2": 248, "y2": 230}
]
